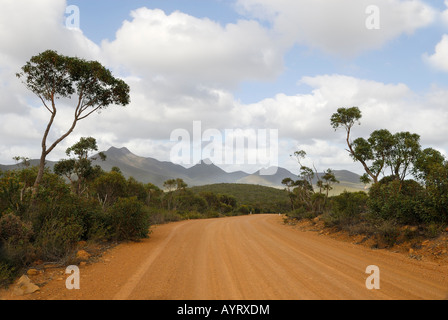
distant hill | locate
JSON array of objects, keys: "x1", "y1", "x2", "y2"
[
  {"x1": 189, "y1": 183, "x2": 291, "y2": 213},
  {"x1": 0, "y1": 146, "x2": 367, "y2": 193}
]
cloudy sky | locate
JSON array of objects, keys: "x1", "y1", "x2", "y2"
[{"x1": 1, "y1": 0, "x2": 447, "y2": 176}]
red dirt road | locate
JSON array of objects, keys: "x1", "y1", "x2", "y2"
[{"x1": 2, "y1": 214, "x2": 448, "y2": 300}]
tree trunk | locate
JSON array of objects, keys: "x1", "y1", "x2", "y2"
[
  {"x1": 346, "y1": 128, "x2": 378, "y2": 184},
  {"x1": 32, "y1": 151, "x2": 47, "y2": 197}
]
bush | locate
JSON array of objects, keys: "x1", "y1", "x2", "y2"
[
  {"x1": 146, "y1": 208, "x2": 182, "y2": 225},
  {"x1": 0, "y1": 212, "x2": 34, "y2": 243},
  {"x1": 94, "y1": 171, "x2": 128, "y2": 208},
  {"x1": 331, "y1": 191, "x2": 368, "y2": 218},
  {"x1": 368, "y1": 178, "x2": 427, "y2": 224},
  {"x1": 0, "y1": 212, "x2": 35, "y2": 266},
  {"x1": 287, "y1": 207, "x2": 316, "y2": 220},
  {"x1": 322, "y1": 191, "x2": 368, "y2": 228},
  {"x1": 237, "y1": 205, "x2": 252, "y2": 215},
  {"x1": 105, "y1": 197, "x2": 150, "y2": 241},
  {"x1": 30, "y1": 192, "x2": 87, "y2": 261},
  {"x1": 176, "y1": 192, "x2": 208, "y2": 214},
  {"x1": 375, "y1": 219, "x2": 400, "y2": 248},
  {"x1": 34, "y1": 215, "x2": 84, "y2": 262},
  {"x1": 183, "y1": 211, "x2": 203, "y2": 220},
  {"x1": 0, "y1": 261, "x2": 16, "y2": 288}
]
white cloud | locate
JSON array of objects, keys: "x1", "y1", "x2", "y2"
[
  {"x1": 101, "y1": 8, "x2": 284, "y2": 88},
  {"x1": 234, "y1": 75, "x2": 415, "y2": 140},
  {"x1": 0, "y1": 0, "x2": 102, "y2": 163},
  {"x1": 0, "y1": 0, "x2": 100, "y2": 66},
  {"x1": 442, "y1": 0, "x2": 448, "y2": 26},
  {"x1": 424, "y1": 34, "x2": 448, "y2": 72},
  {"x1": 229, "y1": 74, "x2": 448, "y2": 173},
  {"x1": 0, "y1": 0, "x2": 447, "y2": 176},
  {"x1": 236, "y1": 0, "x2": 436, "y2": 56}
]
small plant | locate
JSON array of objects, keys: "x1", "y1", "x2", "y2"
[{"x1": 376, "y1": 220, "x2": 400, "y2": 248}]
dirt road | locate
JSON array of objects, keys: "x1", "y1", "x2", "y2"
[{"x1": 3, "y1": 214, "x2": 448, "y2": 300}]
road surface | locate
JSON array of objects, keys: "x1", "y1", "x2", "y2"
[{"x1": 3, "y1": 214, "x2": 448, "y2": 300}]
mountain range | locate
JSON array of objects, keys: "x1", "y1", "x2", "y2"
[{"x1": 0, "y1": 146, "x2": 367, "y2": 192}]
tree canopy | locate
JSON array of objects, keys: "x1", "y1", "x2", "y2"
[{"x1": 16, "y1": 50, "x2": 130, "y2": 193}]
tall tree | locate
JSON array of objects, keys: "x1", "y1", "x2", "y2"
[
  {"x1": 282, "y1": 178, "x2": 298, "y2": 211},
  {"x1": 16, "y1": 50, "x2": 130, "y2": 194},
  {"x1": 330, "y1": 107, "x2": 379, "y2": 183},
  {"x1": 387, "y1": 131, "x2": 421, "y2": 183},
  {"x1": 413, "y1": 147, "x2": 446, "y2": 183},
  {"x1": 321, "y1": 169, "x2": 340, "y2": 199},
  {"x1": 351, "y1": 129, "x2": 395, "y2": 184}
]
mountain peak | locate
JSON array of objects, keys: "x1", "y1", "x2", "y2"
[{"x1": 107, "y1": 146, "x2": 132, "y2": 155}]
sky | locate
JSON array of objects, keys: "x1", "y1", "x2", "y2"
[{"x1": 0, "y1": 0, "x2": 448, "y2": 177}]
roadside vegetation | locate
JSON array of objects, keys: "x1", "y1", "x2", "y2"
[
  {"x1": 190, "y1": 183, "x2": 291, "y2": 214},
  {"x1": 2, "y1": 49, "x2": 447, "y2": 290},
  {"x1": 0, "y1": 50, "x2": 265, "y2": 288},
  {"x1": 0, "y1": 137, "x2": 277, "y2": 288},
  {"x1": 284, "y1": 107, "x2": 448, "y2": 250}
]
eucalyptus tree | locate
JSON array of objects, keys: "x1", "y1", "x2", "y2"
[
  {"x1": 330, "y1": 107, "x2": 380, "y2": 183},
  {"x1": 16, "y1": 50, "x2": 130, "y2": 194}
]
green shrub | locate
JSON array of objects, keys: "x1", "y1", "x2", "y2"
[
  {"x1": 287, "y1": 207, "x2": 316, "y2": 220},
  {"x1": 203, "y1": 210, "x2": 220, "y2": 219},
  {"x1": 0, "y1": 212, "x2": 34, "y2": 243},
  {"x1": 176, "y1": 192, "x2": 208, "y2": 214},
  {"x1": 375, "y1": 219, "x2": 400, "y2": 248},
  {"x1": 105, "y1": 197, "x2": 150, "y2": 241},
  {"x1": 331, "y1": 191, "x2": 368, "y2": 218},
  {"x1": 34, "y1": 215, "x2": 84, "y2": 261},
  {"x1": 93, "y1": 171, "x2": 128, "y2": 208},
  {"x1": 368, "y1": 178, "x2": 427, "y2": 224},
  {"x1": 0, "y1": 261, "x2": 16, "y2": 288},
  {"x1": 322, "y1": 191, "x2": 368, "y2": 228},
  {"x1": 423, "y1": 223, "x2": 444, "y2": 239},
  {"x1": 0, "y1": 212, "x2": 35, "y2": 266},
  {"x1": 146, "y1": 208, "x2": 182, "y2": 225},
  {"x1": 183, "y1": 211, "x2": 203, "y2": 220},
  {"x1": 237, "y1": 205, "x2": 252, "y2": 215}
]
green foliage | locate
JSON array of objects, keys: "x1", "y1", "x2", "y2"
[
  {"x1": 331, "y1": 191, "x2": 368, "y2": 219},
  {"x1": 368, "y1": 178, "x2": 427, "y2": 224},
  {"x1": 190, "y1": 183, "x2": 290, "y2": 213},
  {"x1": 31, "y1": 191, "x2": 88, "y2": 261},
  {"x1": 375, "y1": 219, "x2": 401, "y2": 248},
  {"x1": 16, "y1": 50, "x2": 130, "y2": 190},
  {"x1": 127, "y1": 177, "x2": 148, "y2": 203},
  {"x1": 16, "y1": 50, "x2": 130, "y2": 110},
  {"x1": 54, "y1": 137, "x2": 105, "y2": 195},
  {"x1": 287, "y1": 207, "x2": 317, "y2": 220},
  {"x1": 237, "y1": 205, "x2": 253, "y2": 215},
  {"x1": 0, "y1": 261, "x2": 16, "y2": 288},
  {"x1": 35, "y1": 214, "x2": 84, "y2": 261},
  {"x1": 330, "y1": 107, "x2": 362, "y2": 131},
  {"x1": 420, "y1": 162, "x2": 448, "y2": 222},
  {"x1": 146, "y1": 207, "x2": 182, "y2": 225},
  {"x1": 94, "y1": 170, "x2": 128, "y2": 208},
  {"x1": 105, "y1": 197, "x2": 150, "y2": 242},
  {"x1": 173, "y1": 189, "x2": 206, "y2": 214},
  {"x1": 320, "y1": 191, "x2": 368, "y2": 228},
  {"x1": 0, "y1": 213, "x2": 35, "y2": 266}
]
